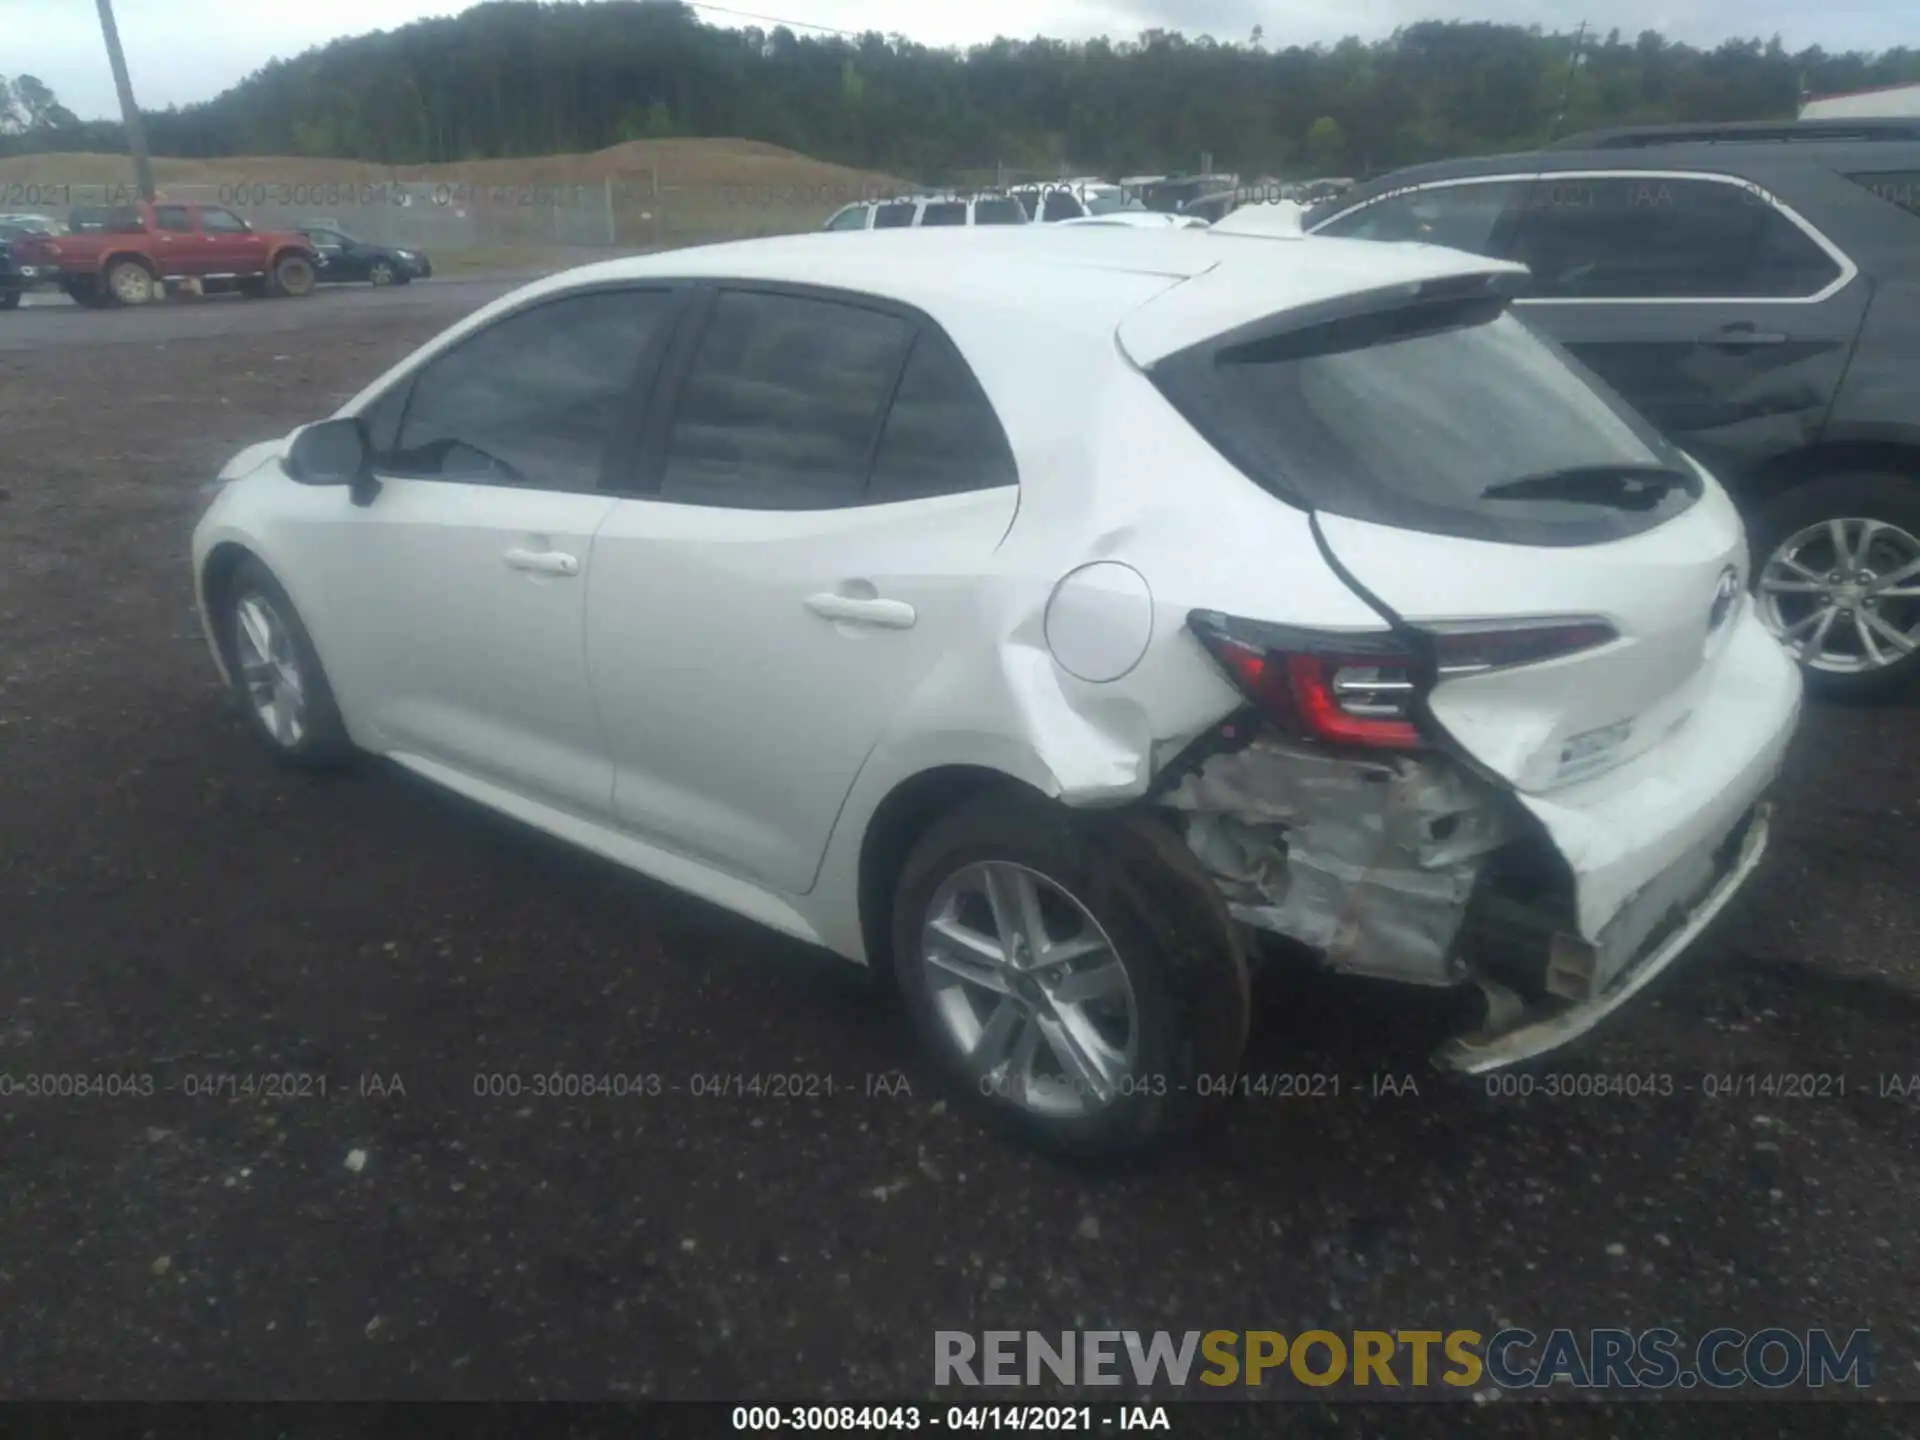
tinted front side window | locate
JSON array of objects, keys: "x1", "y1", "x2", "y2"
[
  {"x1": 1314, "y1": 181, "x2": 1526, "y2": 256},
  {"x1": 920, "y1": 202, "x2": 967, "y2": 227},
  {"x1": 1511, "y1": 177, "x2": 1840, "y2": 299},
  {"x1": 659, "y1": 290, "x2": 911, "y2": 509},
  {"x1": 869, "y1": 331, "x2": 1018, "y2": 503},
  {"x1": 872, "y1": 202, "x2": 916, "y2": 229},
  {"x1": 825, "y1": 206, "x2": 870, "y2": 232},
  {"x1": 390, "y1": 288, "x2": 673, "y2": 490},
  {"x1": 200, "y1": 207, "x2": 250, "y2": 234},
  {"x1": 1154, "y1": 303, "x2": 1694, "y2": 546},
  {"x1": 973, "y1": 198, "x2": 1024, "y2": 225}
]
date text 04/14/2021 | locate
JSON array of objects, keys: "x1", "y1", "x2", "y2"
[{"x1": 729, "y1": 1405, "x2": 1170, "y2": 1431}]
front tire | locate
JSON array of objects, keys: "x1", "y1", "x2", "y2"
[
  {"x1": 214, "y1": 558, "x2": 353, "y2": 768},
  {"x1": 105, "y1": 258, "x2": 156, "y2": 307},
  {"x1": 891, "y1": 790, "x2": 1249, "y2": 1160},
  {"x1": 1750, "y1": 472, "x2": 1920, "y2": 699}
]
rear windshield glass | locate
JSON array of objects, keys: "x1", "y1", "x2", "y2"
[{"x1": 1153, "y1": 300, "x2": 1698, "y2": 547}]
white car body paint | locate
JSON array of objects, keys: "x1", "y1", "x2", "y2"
[{"x1": 193, "y1": 225, "x2": 1803, "y2": 1068}]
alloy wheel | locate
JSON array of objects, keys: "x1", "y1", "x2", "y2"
[
  {"x1": 370, "y1": 262, "x2": 394, "y2": 286},
  {"x1": 918, "y1": 861, "x2": 1139, "y2": 1118},
  {"x1": 1757, "y1": 517, "x2": 1920, "y2": 674},
  {"x1": 232, "y1": 592, "x2": 308, "y2": 747}
]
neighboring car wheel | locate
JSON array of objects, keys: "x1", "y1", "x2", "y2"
[
  {"x1": 65, "y1": 280, "x2": 110, "y2": 308},
  {"x1": 237, "y1": 276, "x2": 269, "y2": 299},
  {"x1": 1751, "y1": 473, "x2": 1920, "y2": 698},
  {"x1": 891, "y1": 790, "x2": 1249, "y2": 1160},
  {"x1": 0, "y1": 289, "x2": 20, "y2": 311},
  {"x1": 369, "y1": 259, "x2": 396, "y2": 286},
  {"x1": 214, "y1": 557, "x2": 353, "y2": 768},
  {"x1": 105, "y1": 258, "x2": 157, "y2": 306},
  {"x1": 272, "y1": 254, "x2": 317, "y2": 298}
]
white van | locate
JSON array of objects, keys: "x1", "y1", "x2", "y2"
[{"x1": 823, "y1": 194, "x2": 1030, "y2": 231}]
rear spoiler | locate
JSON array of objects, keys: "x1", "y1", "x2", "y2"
[{"x1": 1117, "y1": 262, "x2": 1528, "y2": 370}]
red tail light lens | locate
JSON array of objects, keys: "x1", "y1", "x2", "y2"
[{"x1": 1188, "y1": 612, "x2": 1616, "y2": 751}]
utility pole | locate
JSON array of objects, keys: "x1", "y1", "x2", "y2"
[
  {"x1": 95, "y1": 0, "x2": 155, "y2": 201},
  {"x1": 1552, "y1": 21, "x2": 1588, "y2": 140}
]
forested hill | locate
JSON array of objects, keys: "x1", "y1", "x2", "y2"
[{"x1": 5, "y1": 1, "x2": 1919, "y2": 180}]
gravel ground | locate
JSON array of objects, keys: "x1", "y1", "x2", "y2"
[{"x1": 0, "y1": 305, "x2": 1915, "y2": 1419}]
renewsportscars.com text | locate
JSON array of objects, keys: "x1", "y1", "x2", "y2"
[{"x1": 934, "y1": 1328, "x2": 1873, "y2": 1392}]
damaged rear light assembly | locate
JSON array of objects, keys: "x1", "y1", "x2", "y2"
[{"x1": 1187, "y1": 611, "x2": 1618, "y2": 751}]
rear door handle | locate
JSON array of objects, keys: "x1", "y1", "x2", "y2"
[
  {"x1": 805, "y1": 593, "x2": 917, "y2": 629},
  {"x1": 503, "y1": 547, "x2": 579, "y2": 576},
  {"x1": 1705, "y1": 325, "x2": 1789, "y2": 347}
]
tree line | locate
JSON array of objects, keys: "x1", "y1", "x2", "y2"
[{"x1": 4, "y1": 3, "x2": 1918, "y2": 181}]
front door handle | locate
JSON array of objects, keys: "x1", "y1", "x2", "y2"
[
  {"x1": 503, "y1": 547, "x2": 579, "y2": 576},
  {"x1": 805, "y1": 592, "x2": 917, "y2": 629},
  {"x1": 1704, "y1": 324, "x2": 1789, "y2": 348}
]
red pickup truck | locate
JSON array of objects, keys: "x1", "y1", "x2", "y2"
[{"x1": 15, "y1": 201, "x2": 320, "y2": 307}]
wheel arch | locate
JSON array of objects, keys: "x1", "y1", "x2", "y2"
[
  {"x1": 102, "y1": 250, "x2": 157, "y2": 277},
  {"x1": 855, "y1": 764, "x2": 1051, "y2": 975},
  {"x1": 1741, "y1": 439, "x2": 1920, "y2": 504}
]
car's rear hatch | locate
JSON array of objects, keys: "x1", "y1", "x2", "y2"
[{"x1": 1127, "y1": 241, "x2": 1801, "y2": 946}]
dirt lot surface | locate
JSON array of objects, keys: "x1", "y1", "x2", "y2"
[{"x1": 0, "y1": 299, "x2": 1917, "y2": 1422}]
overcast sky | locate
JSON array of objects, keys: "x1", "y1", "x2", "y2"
[{"x1": 3, "y1": 0, "x2": 1910, "y2": 121}]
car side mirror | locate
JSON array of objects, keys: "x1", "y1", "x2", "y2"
[{"x1": 286, "y1": 417, "x2": 381, "y2": 507}]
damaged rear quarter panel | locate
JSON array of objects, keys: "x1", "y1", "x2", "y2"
[
  {"x1": 803, "y1": 360, "x2": 1388, "y2": 962},
  {"x1": 1157, "y1": 736, "x2": 1521, "y2": 985}
]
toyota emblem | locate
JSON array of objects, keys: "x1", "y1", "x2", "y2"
[{"x1": 1708, "y1": 565, "x2": 1741, "y2": 633}]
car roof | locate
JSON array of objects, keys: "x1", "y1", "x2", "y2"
[{"x1": 518, "y1": 226, "x2": 1519, "y2": 362}]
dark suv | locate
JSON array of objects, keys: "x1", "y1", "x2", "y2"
[{"x1": 1306, "y1": 119, "x2": 1920, "y2": 696}]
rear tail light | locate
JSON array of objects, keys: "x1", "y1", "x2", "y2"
[{"x1": 1187, "y1": 611, "x2": 1616, "y2": 751}]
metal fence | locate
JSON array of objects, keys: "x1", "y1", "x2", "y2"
[{"x1": 3, "y1": 172, "x2": 923, "y2": 255}]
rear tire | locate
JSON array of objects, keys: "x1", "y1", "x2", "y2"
[
  {"x1": 271, "y1": 254, "x2": 316, "y2": 299},
  {"x1": 0, "y1": 289, "x2": 19, "y2": 311},
  {"x1": 1749, "y1": 472, "x2": 1920, "y2": 699},
  {"x1": 213, "y1": 557, "x2": 354, "y2": 769},
  {"x1": 369, "y1": 260, "x2": 396, "y2": 287},
  {"x1": 891, "y1": 790, "x2": 1249, "y2": 1161}
]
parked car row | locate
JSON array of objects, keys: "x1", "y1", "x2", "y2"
[{"x1": 0, "y1": 202, "x2": 434, "y2": 310}]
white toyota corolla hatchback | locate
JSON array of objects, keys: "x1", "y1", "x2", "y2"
[{"x1": 193, "y1": 226, "x2": 1802, "y2": 1157}]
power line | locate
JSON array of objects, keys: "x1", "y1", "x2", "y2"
[{"x1": 682, "y1": 2, "x2": 866, "y2": 39}]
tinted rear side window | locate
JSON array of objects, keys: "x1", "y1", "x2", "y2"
[
  {"x1": 872, "y1": 202, "x2": 916, "y2": 230},
  {"x1": 1511, "y1": 177, "x2": 1840, "y2": 299},
  {"x1": 920, "y1": 202, "x2": 967, "y2": 227},
  {"x1": 869, "y1": 331, "x2": 1018, "y2": 503},
  {"x1": 1153, "y1": 302, "x2": 1696, "y2": 546},
  {"x1": 660, "y1": 290, "x2": 912, "y2": 509}
]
